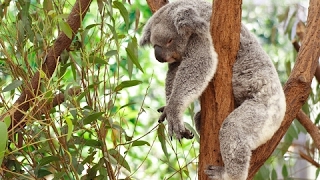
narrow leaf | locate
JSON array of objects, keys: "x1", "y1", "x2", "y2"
[
  {"x1": 113, "y1": 1, "x2": 129, "y2": 30},
  {"x1": 114, "y1": 80, "x2": 142, "y2": 92},
  {"x1": 83, "y1": 112, "x2": 104, "y2": 125},
  {"x1": 2, "y1": 80, "x2": 22, "y2": 92},
  {"x1": 59, "y1": 21, "x2": 73, "y2": 39},
  {"x1": 0, "y1": 122, "x2": 8, "y2": 166},
  {"x1": 89, "y1": 56, "x2": 108, "y2": 64},
  {"x1": 132, "y1": 140, "x2": 150, "y2": 147},
  {"x1": 109, "y1": 149, "x2": 131, "y2": 172},
  {"x1": 126, "y1": 37, "x2": 144, "y2": 73},
  {"x1": 157, "y1": 123, "x2": 169, "y2": 159},
  {"x1": 65, "y1": 116, "x2": 73, "y2": 141},
  {"x1": 105, "y1": 50, "x2": 118, "y2": 57},
  {"x1": 38, "y1": 156, "x2": 60, "y2": 166}
]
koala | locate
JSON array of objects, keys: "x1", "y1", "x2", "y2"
[
  {"x1": 140, "y1": 0, "x2": 286, "y2": 180},
  {"x1": 140, "y1": 0, "x2": 218, "y2": 139}
]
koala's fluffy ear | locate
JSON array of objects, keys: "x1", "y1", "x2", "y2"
[
  {"x1": 140, "y1": 20, "x2": 153, "y2": 46},
  {"x1": 173, "y1": 7, "x2": 208, "y2": 36}
]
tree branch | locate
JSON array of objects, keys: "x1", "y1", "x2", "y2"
[
  {"x1": 296, "y1": 110, "x2": 320, "y2": 151},
  {"x1": 248, "y1": 0, "x2": 320, "y2": 178}
]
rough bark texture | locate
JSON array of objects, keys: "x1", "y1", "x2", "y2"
[
  {"x1": 248, "y1": 0, "x2": 320, "y2": 178},
  {"x1": 198, "y1": 0, "x2": 242, "y2": 179},
  {"x1": 8, "y1": 0, "x2": 92, "y2": 131}
]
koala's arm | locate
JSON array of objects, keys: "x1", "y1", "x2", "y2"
[
  {"x1": 157, "y1": 62, "x2": 180, "y2": 113},
  {"x1": 164, "y1": 35, "x2": 217, "y2": 139}
]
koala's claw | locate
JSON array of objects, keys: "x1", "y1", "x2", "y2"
[
  {"x1": 158, "y1": 112, "x2": 166, "y2": 123},
  {"x1": 158, "y1": 106, "x2": 166, "y2": 123},
  {"x1": 157, "y1": 106, "x2": 165, "y2": 113},
  {"x1": 181, "y1": 129, "x2": 194, "y2": 139}
]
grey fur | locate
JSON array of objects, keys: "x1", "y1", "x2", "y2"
[{"x1": 140, "y1": 0, "x2": 286, "y2": 180}]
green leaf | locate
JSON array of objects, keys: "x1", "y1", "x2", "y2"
[
  {"x1": 108, "y1": 149, "x2": 131, "y2": 172},
  {"x1": 157, "y1": 123, "x2": 169, "y2": 159},
  {"x1": 107, "y1": 24, "x2": 118, "y2": 42},
  {"x1": 282, "y1": 165, "x2": 288, "y2": 177},
  {"x1": 85, "y1": 23, "x2": 100, "y2": 30},
  {"x1": 36, "y1": 168, "x2": 52, "y2": 178},
  {"x1": 59, "y1": 21, "x2": 73, "y2": 39},
  {"x1": 84, "y1": 139, "x2": 102, "y2": 148},
  {"x1": 271, "y1": 168, "x2": 278, "y2": 180},
  {"x1": 65, "y1": 116, "x2": 73, "y2": 141},
  {"x1": 3, "y1": 115, "x2": 11, "y2": 128},
  {"x1": 2, "y1": 80, "x2": 22, "y2": 92},
  {"x1": 89, "y1": 55, "x2": 108, "y2": 64},
  {"x1": 132, "y1": 140, "x2": 150, "y2": 147},
  {"x1": 83, "y1": 112, "x2": 104, "y2": 125},
  {"x1": 126, "y1": 37, "x2": 144, "y2": 73},
  {"x1": 113, "y1": 1, "x2": 129, "y2": 30},
  {"x1": 38, "y1": 156, "x2": 60, "y2": 166},
  {"x1": 0, "y1": 122, "x2": 8, "y2": 166},
  {"x1": 114, "y1": 80, "x2": 142, "y2": 92},
  {"x1": 43, "y1": 0, "x2": 53, "y2": 13},
  {"x1": 105, "y1": 50, "x2": 118, "y2": 57}
]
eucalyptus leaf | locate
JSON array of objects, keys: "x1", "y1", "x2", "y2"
[{"x1": 2, "y1": 80, "x2": 22, "y2": 92}]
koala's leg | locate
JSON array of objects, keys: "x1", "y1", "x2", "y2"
[
  {"x1": 206, "y1": 100, "x2": 267, "y2": 180},
  {"x1": 219, "y1": 123, "x2": 252, "y2": 180}
]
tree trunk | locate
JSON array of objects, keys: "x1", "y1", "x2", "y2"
[{"x1": 198, "y1": 0, "x2": 242, "y2": 179}]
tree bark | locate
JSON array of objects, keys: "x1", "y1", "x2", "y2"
[
  {"x1": 248, "y1": 0, "x2": 320, "y2": 178},
  {"x1": 146, "y1": 0, "x2": 168, "y2": 13},
  {"x1": 198, "y1": 0, "x2": 242, "y2": 179}
]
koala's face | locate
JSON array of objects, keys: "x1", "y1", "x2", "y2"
[{"x1": 149, "y1": 21, "x2": 190, "y2": 63}]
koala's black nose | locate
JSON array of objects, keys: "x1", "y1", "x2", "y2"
[{"x1": 154, "y1": 45, "x2": 165, "y2": 62}]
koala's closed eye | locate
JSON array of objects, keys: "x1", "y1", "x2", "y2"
[{"x1": 166, "y1": 38, "x2": 173, "y2": 46}]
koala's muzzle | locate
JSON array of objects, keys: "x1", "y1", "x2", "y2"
[{"x1": 154, "y1": 45, "x2": 166, "y2": 62}]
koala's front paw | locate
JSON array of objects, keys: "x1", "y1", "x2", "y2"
[
  {"x1": 157, "y1": 106, "x2": 165, "y2": 113},
  {"x1": 167, "y1": 120, "x2": 194, "y2": 139},
  {"x1": 157, "y1": 107, "x2": 193, "y2": 139},
  {"x1": 204, "y1": 166, "x2": 224, "y2": 180}
]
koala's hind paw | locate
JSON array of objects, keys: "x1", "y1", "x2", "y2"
[{"x1": 205, "y1": 166, "x2": 224, "y2": 180}]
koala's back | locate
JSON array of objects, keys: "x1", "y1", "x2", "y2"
[
  {"x1": 152, "y1": 0, "x2": 212, "y2": 22},
  {"x1": 231, "y1": 26, "x2": 286, "y2": 148}
]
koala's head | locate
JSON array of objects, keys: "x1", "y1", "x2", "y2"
[{"x1": 140, "y1": 3, "x2": 209, "y2": 63}]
